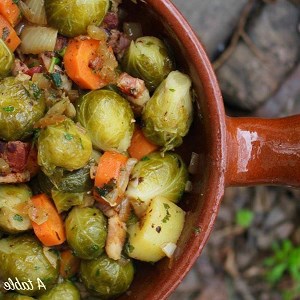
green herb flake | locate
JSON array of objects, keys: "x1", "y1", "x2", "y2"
[
  {"x1": 162, "y1": 203, "x2": 171, "y2": 223},
  {"x1": 64, "y1": 133, "x2": 73, "y2": 141},
  {"x1": 2, "y1": 27, "x2": 10, "y2": 41},
  {"x1": 95, "y1": 178, "x2": 117, "y2": 197},
  {"x1": 49, "y1": 57, "x2": 61, "y2": 73},
  {"x1": 13, "y1": 214, "x2": 23, "y2": 222},
  {"x1": 50, "y1": 72, "x2": 63, "y2": 88},
  {"x1": 90, "y1": 245, "x2": 100, "y2": 252},
  {"x1": 169, "y1": 88, "x2": 176, "y2": 92},
  {"x1": 193, "y1": 227, "x2": 201, "y2": 235},
  {"x1": 13, "y1": 0, "x2": 20, "y2": 3},
  {"x1": 141, "y1": 156, "x2": 150, "y2": 161},
  {"x1": 126, "y1": 243, "x2": 135, "y2": 254},
  {"x1": 31, "y1": 83, "x2": 41, "y2": 100},
  {"x1": 2, "y1": 106, "x2": 14, "y2": 112}
]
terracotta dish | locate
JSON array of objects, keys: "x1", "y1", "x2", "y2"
[{"x1": 118, "y1": 0, "x2": 300, "y2": 299}]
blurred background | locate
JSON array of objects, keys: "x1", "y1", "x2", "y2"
[{"x1": 169, "y1": 0, "x2": 300, "y2": 299}]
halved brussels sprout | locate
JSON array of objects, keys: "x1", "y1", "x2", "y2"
[
  {"x1": 0, "y1": 235, "x2": 58, "y2": 296},
  {"x1": 45, "y1": 0, "x2": 109, "y2": 37},
  {"x1": 76, "y1": 90, "x2": 134, "y2": 152},
  {"x1": 0, "y1": 184, "x2": 32, "y2": 234},
  {"x1": 65, "y1": 207, "x2": 107, "y2": 259},
  {"x1": 0, "y1": 38, "x2": 14, "y2": 79},
  {"x1": 0, "y1": 77, "x2": 46, "y2": 141},
  {"x1": 39, "y1": 281, "x2": 80, "y2": 300},
  {"x1": 142, "y1": 70, "x2": 193, "y2": 151},
  {"x1": 37, "y1": 118, "x2": 92, "y2": 175},
  {"x1": 80, "y1": 253, "x2": 134, "y2": 298},
  {"x1": 122, "y1": 36, "x2": 174, "y2": 91},
  {"x1": 126, "y1": 152, "x2": 188, "y2": 213}
]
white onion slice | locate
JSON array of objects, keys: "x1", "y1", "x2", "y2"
[
  {"x1": 188, "y1": 152, "x2": 200, "y2": 174},
  {"x1": 185, "y1": 180, "x2": 193, "y2": 192},
  {"x1": 21, "y1": 26, "x2": 58, "y2": 54},
  {"x1": 43, "y1": 247, "x2": 59, "y2": 269},
  {"x1": 19, "y1": 0, "x2": 47, "y2": 25},
  {"x1": 161, "y1": 243, "x2": 177, "y2": 258}
]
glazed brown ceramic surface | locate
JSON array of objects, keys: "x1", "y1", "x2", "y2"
[{"x1": 118, "y1": 1, "x2": 300, "y2": 299}]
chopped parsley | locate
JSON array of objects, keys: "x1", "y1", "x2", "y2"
[
  {"x1": 31, "y1": 83, "x2": 41, "y2": 99},
  {"x1": 162, "y1": 203, "x2": 171, "y2": 223},
  {"x1": 90, "y1": 245, "x2": 100, "y2": 252},
  {"x1": 50, "y1": 72, "x2": 63, "y2": 88},
  {"x1": 141, "y1": 156, "x2": 150, "y2": 161},
  {"x1": 169, "y1": 88, "x2": 175, "y2": 92},
  {"x1": 94, "y1": 178, "x2": 117, "y2": 197},
  {"x1": 2, "y1": 106, "x2": 14, "y2": 112},
  {"x1": 13, "y1": 0, "x2": 20, "y2": 3},
  {"x1": 13, "y1": 214, "x2": 23, "y2": 222},
  {"x1": 64, "y1": 133, "x2": 73, "y2": 141},
  {"x1": 126, "y1": 243, "x2": 135, "y2": 254},
  {"x1": 193, "y1": 227, "x2": 201, "y2": 235}
]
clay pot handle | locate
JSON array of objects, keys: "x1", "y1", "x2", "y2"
[{"x1": 225, "y1": 115, "x2": 300, "y2": 187}]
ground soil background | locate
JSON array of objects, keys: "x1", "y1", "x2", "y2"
[{"x1": 170, "y1": 1, "x2": 300, "y2": 299}]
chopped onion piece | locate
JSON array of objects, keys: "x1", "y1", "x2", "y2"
[
  {"x1": 123, "y1": 22, "x2": 143, "y2": 40},
  {"x1": 161, "y1": 243, "x2": 177, "y2": 258},
  {"x1": 185, "y1": 180, "x2": 193, "y2": 192},
  {"x1": 19, "y1": 0, "x2": 47, "y2": 25},
  {"x1": 32, "y1": 73, "x2": 51, "y2": 89},
  {"x1": 87, "y1": 25, "x2": 107, "y2": 41},
  {"x1": 188, "y1": 152, "x2": 200, "y2": 174},
  {"x1": 43, "y1": 247, "x2": 59, "y2": 269},
  {"x1": 21, "y1": 26, "x2": 58, "y2": 54},
  {"x1": 28, "y1": 203, "x2": 48, "y2": 225}
]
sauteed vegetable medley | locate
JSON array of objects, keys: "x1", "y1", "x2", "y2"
[{"x1": 0, "y1": 0, "x2": 194, "y2": 298}]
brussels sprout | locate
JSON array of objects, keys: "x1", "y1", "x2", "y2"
[
  {"x1": 51, "y1": 189, "x2": 85, "y2": 213},
  {"x1": 0, "y1": 184, "x2": 32, "y2": 234},
  {"x1": 76, "y1": 90, "x2": 134, "y2": 152},
  {"x1": 0, "y1": 235, "x2": 58, "y2": 296},
  {"x1": 142, "y1": 70, "x2": 193, "y2": 150},
  {"x1": 122, "y1": 36, "x2": 174, "y2": 91},
  {"x1": 80, "y1": 253, "x2": 134, "y2": 298},
  {"x1": 65, "y1": 207, "x2": 107, "y2": 259},
  {"x1": 45, "y1": 0, "x2": 109, "y2": 37},
  {"x1": 0, "y1": 77, "x2": 46, "y2": 141},
  {"x1": 0, "y1": 38, "x2": 14, "y2": 79},
  {"x1": 4, "y1": 293, "x2": 35, "y2": 300},
  {"x1": 125, "y1": 152, "x2": 188, "y2": 212},
  {"x1": 37, "y1": 118, "x2": 92, "y2": 175},
  {"x1": 38, "y1": 281, "x2": 80, "y2": 300}
]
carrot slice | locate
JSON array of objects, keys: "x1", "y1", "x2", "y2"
[
  {"x1": 93, "y1": 151, "x2": 128, "y2": 205},
  {"x1": 128, "y1": 126, "x2": 159, "y2": 160},
  {"x1": 0, "y1": 13, "x2": 21, "y2": 51},
  {"x1": 0, "y1": 0, "x2": 21, "y2": 27},
  {"x1": 31, "y1": 194, "x2": 66, "y2": 247},
  {"x1": 59, "y1": 249, "x2": 80, "y2": 278},
  {"x1": 64, "y1": 39, "x2": 106, "y2": 90}
]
